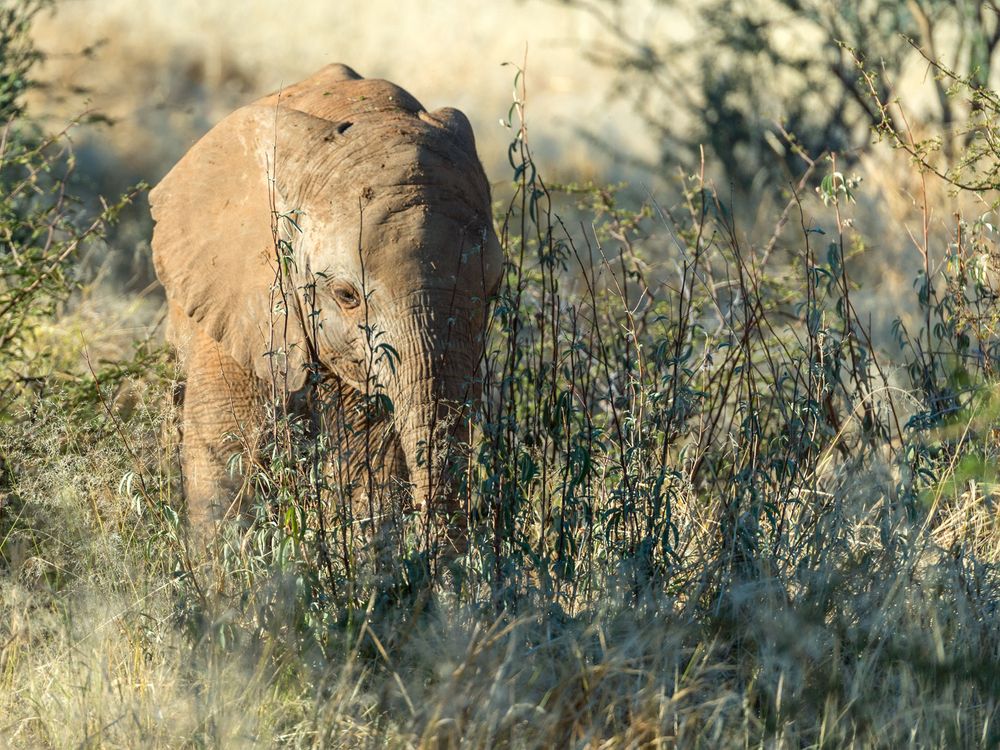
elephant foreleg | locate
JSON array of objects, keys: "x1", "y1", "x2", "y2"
[{"x1": 179, "y1": 322, "x2": 264, "y2": 529}]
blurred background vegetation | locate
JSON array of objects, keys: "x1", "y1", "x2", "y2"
[
  {"x1": 24, "y1": 0, "x2": 1000, "y2": 335},
  {"x1": 559, "y1": 0, "x2": 1000, "y2": 189}
]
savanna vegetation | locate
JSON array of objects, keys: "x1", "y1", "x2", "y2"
[{"x1": 2, "y1": 0, "x2": 1000, "y2": 747}]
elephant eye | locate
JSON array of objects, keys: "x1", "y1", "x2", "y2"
[{"x1": 332, "y1": 284, "x2": 361, "y2": 311}]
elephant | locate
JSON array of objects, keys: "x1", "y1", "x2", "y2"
[{"x1": 150, "y1": 63, "x2": 503, "y2": 546}]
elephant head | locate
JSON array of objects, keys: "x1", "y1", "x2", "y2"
[{"x1": 150, "y1": 64, "x2": 503, "y2": 532}]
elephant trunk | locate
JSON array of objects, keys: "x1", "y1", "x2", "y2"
[
  {"x1": 386, "y1": 296, "x2": 481, "y2": 546},
  {"x1": 396, "y1": 385, "x2": 471, "y2": 508}
]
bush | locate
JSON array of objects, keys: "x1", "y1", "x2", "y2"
[
  {"x1": 0, "y1": 0, "x2": 144, "y2": 417},
  {"x1": 558, "y1": 0, "x2": 1000, "y2": 198}
]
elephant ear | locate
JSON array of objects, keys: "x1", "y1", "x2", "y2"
[
  {"x1": 420, "y1": 105, "x2": 501, "y2": 289},
  {"x1": 150, "y1": 104, "x2": 346, "y2": 391},
  {"x1": 421, "y1": 107, "x2": 480, "y2": 160}
]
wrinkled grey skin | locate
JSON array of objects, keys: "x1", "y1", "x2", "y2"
[{"x1": 150, "y1": 64, "x2": 503, "y2": 542}]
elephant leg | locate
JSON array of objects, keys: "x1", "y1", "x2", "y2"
[{"x1": 176, "y1": 319, "x2": 264, "y2": 530}]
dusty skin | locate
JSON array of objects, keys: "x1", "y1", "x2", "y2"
[{"x1": 150, "y1": 63, "x2": 503, "y2": 544}]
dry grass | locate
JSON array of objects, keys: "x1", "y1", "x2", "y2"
[
  {"x1": 2, "y1": 242, "x2": 998, "y2": 748},
  {"x1": 2, "y1": 436, "x2": 997, "y2": 747}
]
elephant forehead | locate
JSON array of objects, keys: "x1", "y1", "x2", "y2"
[
  {"x1": 312, "y1": 205, "x2": 488, "y2": 264},
  {"x1": 331, "y1": 121, "x2": 488, "y2": 202},
  {"x1": 302, "y1": 159, "x2": 490, "y2": 247}
]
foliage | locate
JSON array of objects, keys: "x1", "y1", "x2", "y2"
[
  {"x1": 558, "y1": 0, "x2": 1000, "y2": 195},
  {"x1": 0, "y1": 0, "x2": 49, "y2": 121},
  {"x1": 0, "y1": 0, "x2": 144, "y2": 417}
]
